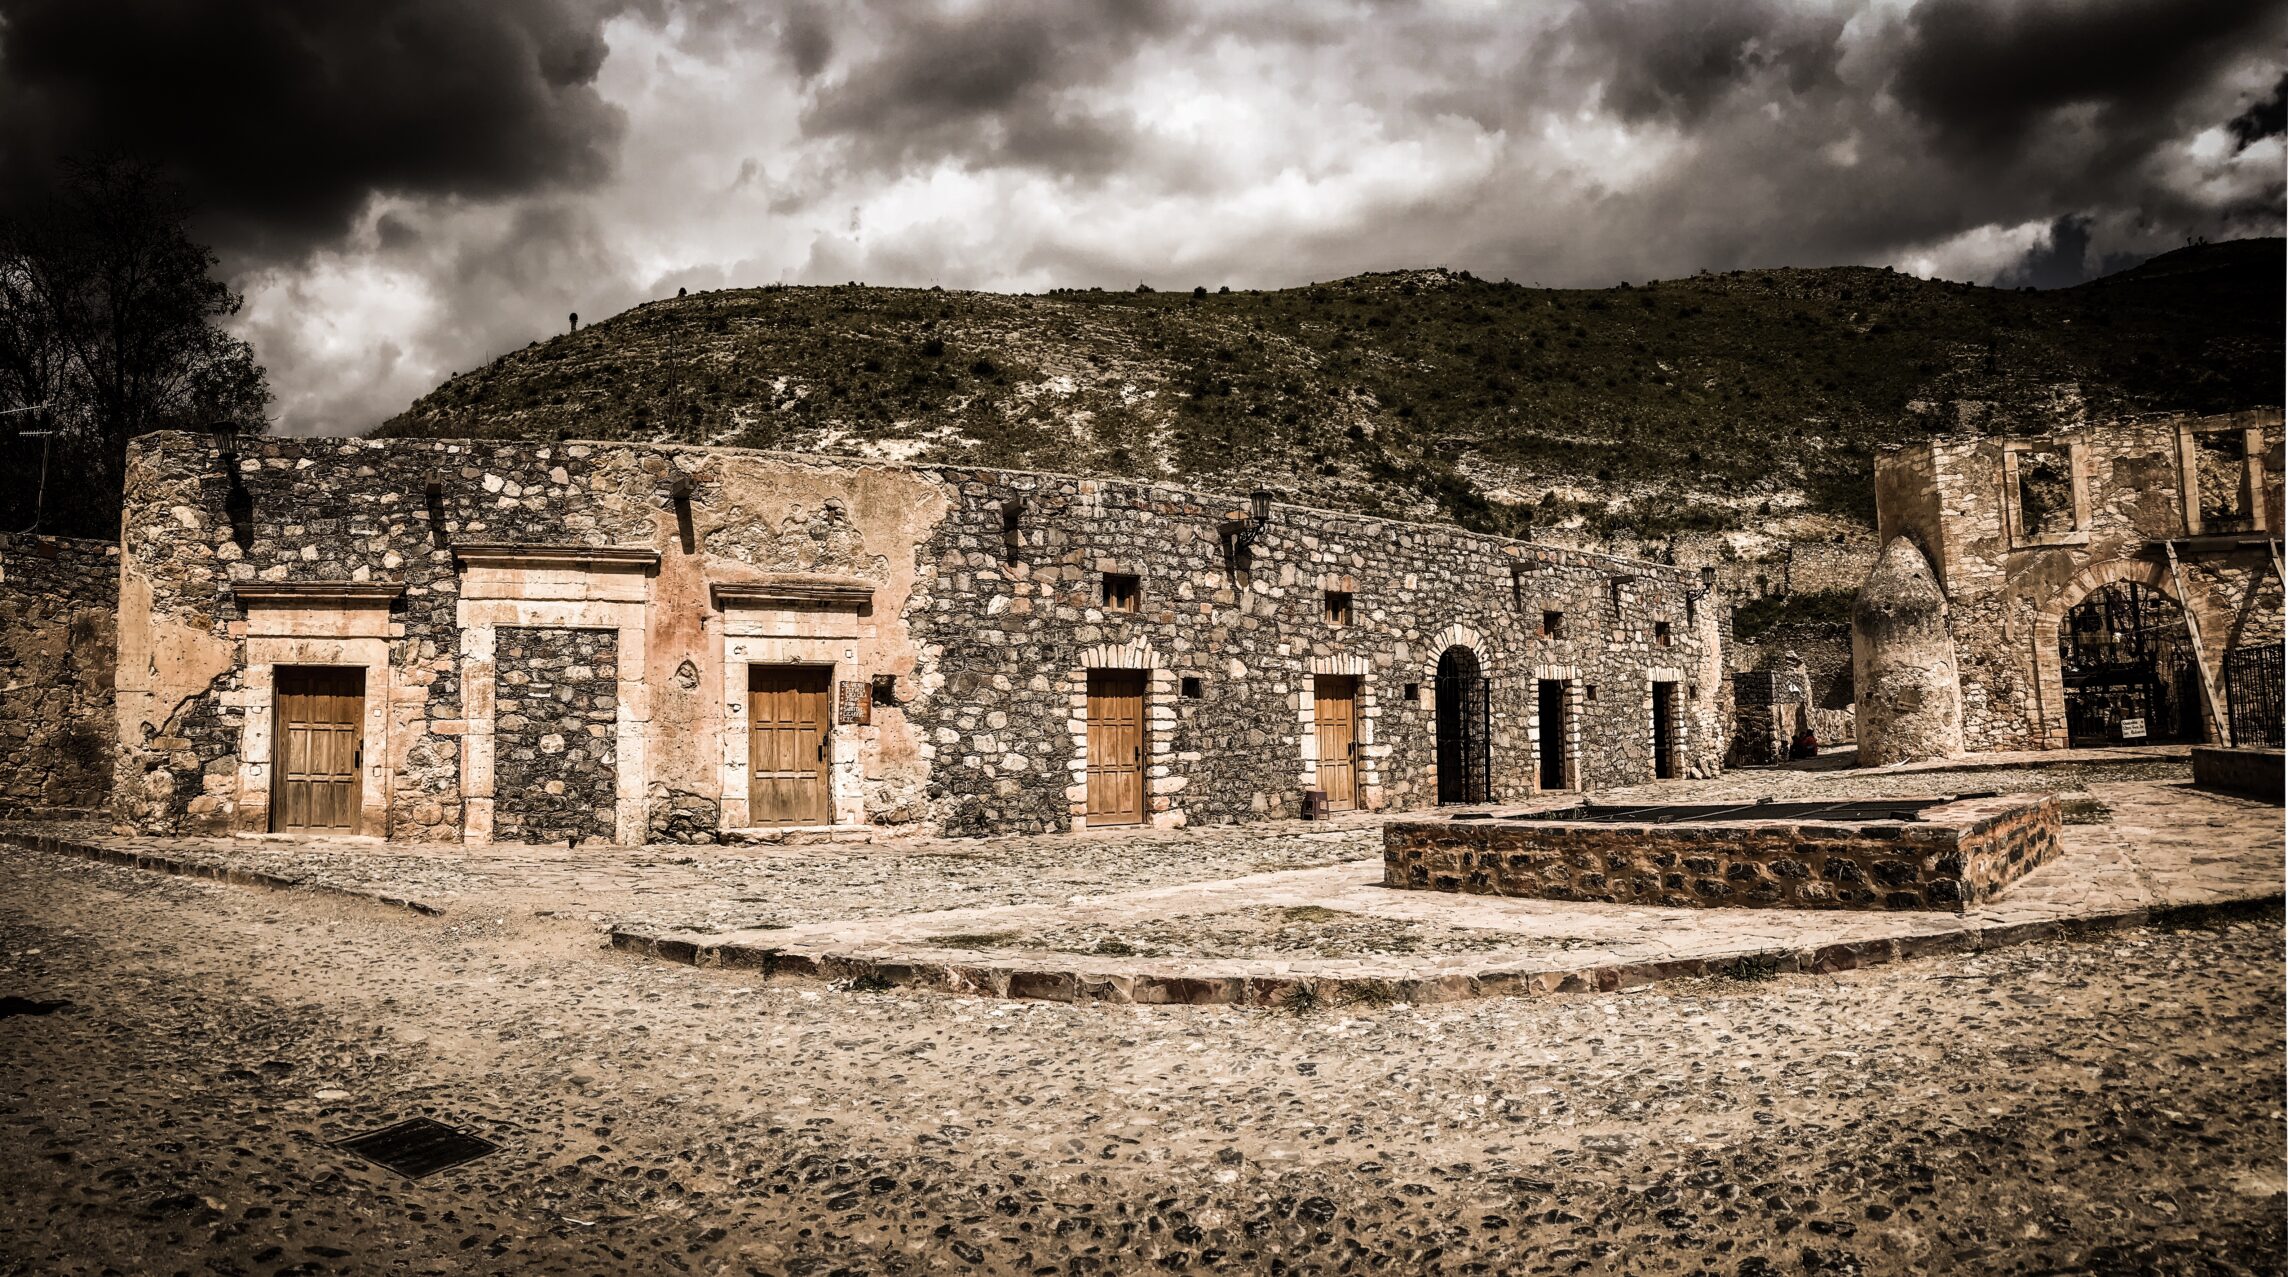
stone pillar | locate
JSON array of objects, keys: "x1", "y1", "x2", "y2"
[{"x1": 1851, "y1": 536, "x2": 1964, "y2": 765}]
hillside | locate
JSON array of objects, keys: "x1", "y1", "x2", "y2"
[{"x1": 378, "y1": 239, "x2": 2282, "y2": 558}]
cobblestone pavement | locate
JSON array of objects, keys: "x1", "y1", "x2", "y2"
[
  {"x1": 5, "y1": 758, "x2": 2275, "y2": 1004},
  {"x1": 0, "y1": 847, "x2": 2280, "y2": 1274}
]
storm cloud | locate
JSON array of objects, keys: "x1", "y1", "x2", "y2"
[{"x1": 3, "y1": 0, "x2": 2275, "y2": 434}]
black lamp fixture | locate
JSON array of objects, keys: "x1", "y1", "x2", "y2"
[
  {"x1": 1227, "y1": 487, "x2": 1277, "y2": 556},
  {"x1": 1686, "y1": 564, "x2": 1719, "y2": 604},
  {"x1": 207, "y1": 418, "x2": 241, "y2": 467}
]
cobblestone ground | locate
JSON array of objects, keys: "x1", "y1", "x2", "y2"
[{"x1": 2, "y1": 847, "x2": 2281, "y2": 1275}]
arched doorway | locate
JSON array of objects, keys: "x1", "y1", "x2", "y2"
[
  {"x1": 1435, "y1": 646, "x2": 1490, "y2": 803},
  {"x1": 2058, "y1": 581, "x2": 2204, "y2": 746}
]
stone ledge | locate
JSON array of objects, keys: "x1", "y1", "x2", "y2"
[
  {"x1": 602, "y1": 892, "x2": 2281, "y2": 1007},
  {"x1": 1, "y1": 831, "x2": 446, "y2": 917}
]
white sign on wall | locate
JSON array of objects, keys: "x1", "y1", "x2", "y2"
[{"x1": 2118, "y1": 717, "x2": 2148, "y2": 740}]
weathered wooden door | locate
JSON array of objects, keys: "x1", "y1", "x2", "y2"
[
  {"x1": 272, "y1": 666, "x2": 364, "y2": 833},
  {"x1": 749, "y1": 665, "x2": 832, "y2": 825},
  {"x1": 1314, "y1": 675, "x2": 1359, "y2": 810},
  {"x1": 1086, "y1": 669, "x2": 1147, "y2": 826}
]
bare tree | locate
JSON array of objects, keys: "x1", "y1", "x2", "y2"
[{"x1": 0, "y1": 160, "x2": 270, "y2": 534}]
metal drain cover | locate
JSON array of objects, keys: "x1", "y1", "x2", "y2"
[{"x1": 336, "y1": 1118, "x2": 499, "y2": 1179}]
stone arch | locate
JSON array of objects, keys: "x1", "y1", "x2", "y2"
[
  {"x1": 1423, "y1": 622, "x2": 1486, "y2": 683},
  {"x1": 1079, "y1": 637, "x2": 1162, "y2": 670},
  {"x1": 2033, "y1": 556, "x2": 2181, "y2": 655},
  {"x1": 2033, "y1": 555, "x2": 2217, "y2": 746}
]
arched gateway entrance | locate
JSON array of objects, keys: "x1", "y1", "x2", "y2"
[
  {"x1": 2058, "y1": 581, "x2": 2204, "y2": 746},
  {"x1": 1435, "y1": 646, "x2": 1491, "y2": 803}
]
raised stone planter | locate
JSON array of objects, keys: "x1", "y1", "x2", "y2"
[{"x1": 1382, "y1": 793, "x2": 2060, "y2": 913}]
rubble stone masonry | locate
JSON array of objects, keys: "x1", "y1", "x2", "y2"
[
  {"x1": 1873, "y1": 411, "x2": 2285, "y2": 752},
  {"x1": 0, "y1": 533, "x2": 118, "y2": 816},
  {"x1": 114, "y1": 432, "x2": 1724, "y2": 843},
  {"x1": 1383, "y1": 793, "x2": 2061, "y2": 914}
]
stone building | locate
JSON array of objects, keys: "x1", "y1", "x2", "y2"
[
  {"x1": 103, "y1": 431, "x2": 1726, "y2": 844},
  {"x1": 1861, "y1": 410, "x2": 2284, "y2": 754}
]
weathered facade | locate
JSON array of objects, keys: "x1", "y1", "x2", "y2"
[
  {"x1": 0, "y1": 533, "x2": 119, "y2": 817},
  {"x1": 114, "y1": 431, "x2": 1726, "y2": 843},
  {"x1": 1867, "y1": 411, "x2": 2285, "y2": 754}
]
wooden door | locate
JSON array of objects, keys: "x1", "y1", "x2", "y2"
[
  {"x1": 272, "y1": 666, "x2": 364, "y2": 833},
  {"x1": 749, "y1": 666, "x2": 832, "y2": 825},
  {"x1": 1314, "y1": 675, "x2": 1359, "y2": 811},
  {"x1": 1086, "y1": 669, "x2": 1147, "y2": 826}
]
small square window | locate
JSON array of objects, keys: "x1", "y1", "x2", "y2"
[
  {"x1": 1180, "y1": 676, "x2": 1204, "y2": 699},
  {"x1": 1654, "y1": 621, "x2": 1672, "y2": 647},
  {"x1": 1585, "y1": 684, "x2": 1598, "y2": 703},
  {"x1": 870, "y1": 673, "x2": 898, "y2": 704},
  {"x1": 1102, "y1": 572, "x2": 1140, "y2": 612},
  {"x1": 1324, "y1": 590, "x2": 1353, "y2": 626},
  {"x1": 1403, "y1": 682, "x2": 1421, "y2": 702},
  {"x1": 1542, "y1": 610, "x2": 1564, "y2": 639}
]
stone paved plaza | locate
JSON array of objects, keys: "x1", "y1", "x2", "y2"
[
  {"x1": 0, "y1": 823, "x2": 2281, "y2": 1273},
  {"x1": 7, "y1": 753, "x2": 2277, "y2": 1005}
]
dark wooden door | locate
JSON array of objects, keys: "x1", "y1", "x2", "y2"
[
  {"x1": 1314, "y1": 675, "x2": 1358, "y2": 811},
  {"x1": 1652, "y1": 681, "x2": 1677, "y2": 780},
  {"x1": 272, "y1": 666, "x2": 364, "y2": 833},
  {"x1": 750, "y1": 666, "x2": 832, "y2": 825},
  {"x1": 1086, "y1": 670, "x2": 1147, "y2": 826},
  {"x1": 1537, "y1": 679, "x2": 1567, "y2": 791}
]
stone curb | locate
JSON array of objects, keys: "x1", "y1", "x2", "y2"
[
  {"x1": 606, "y1": 893, "x2": 2284, "y2": 1007},
  {"x1": 2, "y1": 831, "x2": 447, "y2": 917}
]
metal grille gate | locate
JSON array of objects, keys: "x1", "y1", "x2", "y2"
[
  {"x1": 2224, "y1": 645, "x2": 2284, "y2": 748},
  {"x1": 1435, "y1": 647, "x2": 1492, "y2": 804}
]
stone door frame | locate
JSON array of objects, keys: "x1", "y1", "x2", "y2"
[
  {"x1": 714, "y1": 577, "x2": 876, "y2": 831},
  {"x1": 229, "y1": 583, "x2": 402, "y2": 838},
  {"x1": 1069, "y1": 637, "x2": 1182, "y2": 831},
  {"x1": 1646, "y1": 665, "x2": 1688, "y2": 781},
  {"x1": 1299, "y1": 653, "x2": 1382, "y2": 810},
  {"x1": 455, "y1": 546, "x2": 655, "y2": 845},
  {"x1": 2030, "y1": 556, "x2": 2209, "y2": 749},
  {"x1": 1529, "y1": 663, "x2": 1583, "y2": 792}
]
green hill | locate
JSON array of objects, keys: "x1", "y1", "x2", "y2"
[{"x1": 378, "y1": 239, "x2": 2282, "y2": 550}]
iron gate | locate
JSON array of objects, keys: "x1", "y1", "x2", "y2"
[
  {"x1": 2225, "y1": 645, "x2": 2284, "y2": 747},
  {"x1": 1435, "y1": 647, "x2": 1492, "y2": 804},
  {"x1": 2058, "y1": 582, "x2": 2201, "y2": 745}
]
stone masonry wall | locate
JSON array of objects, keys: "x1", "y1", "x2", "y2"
[
  {"x1": 492, "y1": 626, "x2": 619, "y2": 844},
  {"x1": 1383, "y1": 794, "x2": 2061, "y2": 914},
  {"x1": 0, "y1": 534, "x2": 118, "y2": 816},
  {"x1": 1875, "y1": 411, "x2": 2284, "y2": 752},
  {"x1": 908, "y1": 471, "x2": 1725, "y2": 834},
  {"x1": 116, "y1": 431, "x2": 1723, "y2": 842}
]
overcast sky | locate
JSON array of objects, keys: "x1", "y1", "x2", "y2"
[{"x1": 1, "y1": 0, "x2": 2281, "y2": 435}]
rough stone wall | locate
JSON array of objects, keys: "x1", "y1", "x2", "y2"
[
  {"x1": 116, "y1": 431, "x2": 1722, "y2": 842},
  {"x1": 1383, "y1": 794, "x2": 2060, "y2": 914},
  {"x1": 1874, "y1": 411, "x2": 2286, "y2": 752},
  {"x1": 0, "y1": 534, "x2": 118, "y2": 816},
  {"x1": 907, "y1": 473, "x2": 1725, "y2": 834},
  {"x1": 492, "y1": 626, "x2": 619, "y2": 844}
]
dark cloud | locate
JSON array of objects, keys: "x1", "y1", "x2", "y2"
[
  {"x1": 0, "y1": 0, "x2": 632, "y2": 262},
  {"x1": 1554, "y1": 0, "x2": 1848, "y2": 126},
  {"x1": 798, "y1": 0, "x2": 1174, "y2": 176},
  {"x1": 2228, "y1": 71, "x2": 2288, "y2": 148},
  {"x1": 1890, "y1": 0, "x2": 2282, "y2": 161}
]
